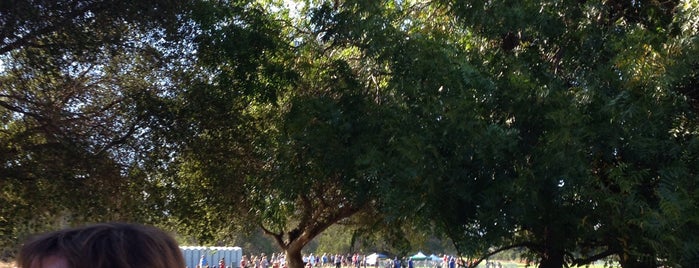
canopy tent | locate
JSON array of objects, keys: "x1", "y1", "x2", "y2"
[
  {"x1": 428, "y1": 254, "x2": 442, "y2": 262},
  {"x1": 409, "y1": 252, "x2": 428, "y2": 260}
]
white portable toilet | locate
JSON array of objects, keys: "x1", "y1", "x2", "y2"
[{"x1": 181, "y1": 246, "x2": 243, "y2": 268}]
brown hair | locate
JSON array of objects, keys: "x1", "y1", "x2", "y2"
[{"x1": 18, "y1": 222, "x2": 185, "y2": 268}]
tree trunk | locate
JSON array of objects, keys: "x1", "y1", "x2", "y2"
[
  {"x1": 537, "y1": 250, "x2": 564, "y2": 268},
  {"x1": 286, "y1": 248, "x2": 305, "y2": 268}
]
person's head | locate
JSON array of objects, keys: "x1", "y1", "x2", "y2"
[{"x1": 17, "y1": 222, "x2": 185, "y2": 268}]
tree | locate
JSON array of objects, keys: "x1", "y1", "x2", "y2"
[
  {"x1": 0, "y1": 0, "x2": 189, "y2": 258},
  {"x1": 395, "y1": 0, "x2": 699, "y2": 267},
  {"x1": 156, "y1": 4, "x2": 391, "y2": 268},
  {"x1": 4, "y1": 2, "x2": 699, "y2": 268},
  {"x1": 303, "y1": 0, "x2": 699, "y2": 267}
]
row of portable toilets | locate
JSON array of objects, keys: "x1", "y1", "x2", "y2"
[{"x1": 181, "y1": 246, "x2": 243, "y2": 268}]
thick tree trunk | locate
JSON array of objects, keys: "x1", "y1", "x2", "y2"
[
  {"x1": 286, "y1": 248, "x2": 305, "y2": 268},
  {"x1": 282, "y1": 227, "x2": 317, "y2": 268},
  {"x1": 537, "y1": 250, "x2": 564, "y2": 268}
]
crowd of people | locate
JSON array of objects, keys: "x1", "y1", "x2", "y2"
[
  {"x1": 198, "y1": 253, "x2": 505, "y2": 268},
  {"x1": 237, "y1": 252, "x2": 366, "y2": 268},
  {"x1": 235, "y1": 252, "x2": 461, "y2": 268}
]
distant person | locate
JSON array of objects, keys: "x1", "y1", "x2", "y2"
[
  {"x1": 278, "y1": 253, "x2": 286, "y2": 268},
  {"x1": 220, "y1": 258, "x2": 226, "y2": 268},
  {"x1": 261, "y1": 254, "x2": 269, "y2": 268},
  {"x1": 17, "y1": 222, "x2": 185, "y2": 268},
  {"x1": 335, "y1": 254, "x2": 342, "y2": 268},
  {"x1": 241, "y1": 255, "x2": 250, "y2": 268},
  {"x1": 201, "y1": 255, "x2": 209, "y2": 268},
  {"x1": 322, "y1": 253, "x2": 329, "y2": 267},
  {"x1": 393, "y1": 257, "x2": 401, "y2": 268}
]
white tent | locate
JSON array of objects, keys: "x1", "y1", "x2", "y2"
[{"x1": 410, "y1": 252, "x2": 428, "y2": 260}]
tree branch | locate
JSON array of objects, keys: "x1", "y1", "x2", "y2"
[
  {"x1": 570, "y1": 249, "x2": 617, "y2": 267},
  {"x1": 260, "y1": 223, "x2": 286, "y2": 248},
  {"x1": 0, "y1": 1, "x2": 107, "y2": 54},
  {"x1": 467, "y1": 242, "x2": 542, "y2": 268}
]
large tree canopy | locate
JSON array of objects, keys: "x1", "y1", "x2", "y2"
[
  {"x1": 0, "y1": 0, "x2": 190, "y2": 259},
  {"x1": 387, "y1": 0, "x2": 699, "y2": 267},
  {"x1": 2, "y1": 1, "x2": 699, "y2": 268}
]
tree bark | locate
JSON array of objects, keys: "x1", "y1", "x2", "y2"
[
  {"x1": 537, "y1": 250, "x2": 564, "y2": 268},
  {"x1": 286, "y1": 248, "x2": 305, "y2": 268},
  {"x1": 284, "y1": 230, "x2": 313, "y2": 268}
]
